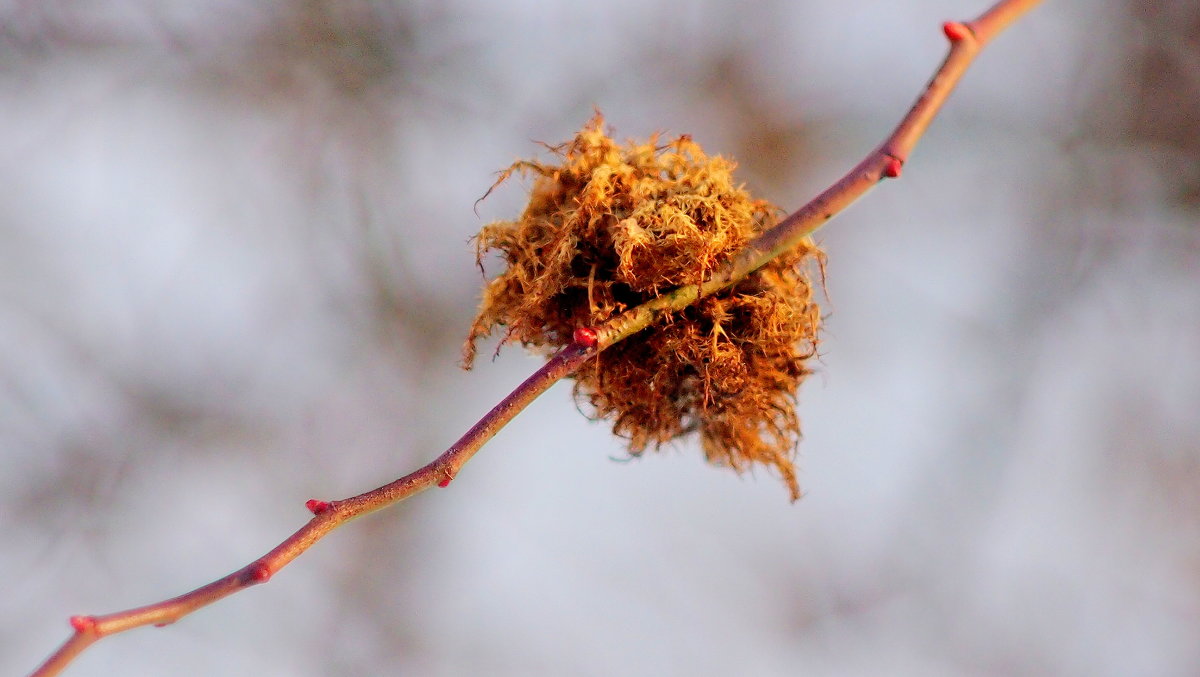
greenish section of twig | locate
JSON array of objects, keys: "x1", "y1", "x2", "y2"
[{"x1": 27, "y1": 2, "x2": 1041, "y2": 674}]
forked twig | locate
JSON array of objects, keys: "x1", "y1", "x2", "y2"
[{"x1": 28, "y1": 1, "x2": 1041, "y2": 674}]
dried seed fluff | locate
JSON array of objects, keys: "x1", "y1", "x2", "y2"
[{"x1": 463, "y1": 114, "x2": 822, "y2": 500}]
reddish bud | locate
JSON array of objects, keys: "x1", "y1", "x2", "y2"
[
  {"x1": 305, "y1": 499, "x2": 331, "y2": 515},
  {"x1": 883, "y1": 158, "x2": 903, "y2": 179},
  {"x1": 572, "y1": 326, "x2": 598, "y2": 348},
  {"x1": 247, "y1": 562, "x2": 272, "y2": 583},
  {"x1": 437, "y1": 477, "x2": 452, "y2": 488},
  {"x1": 69, "y1": 615, "x2": 95, "y2": 633},
  {"x1": 942, "y1": 21, "x2": 970, "y2": 42}
]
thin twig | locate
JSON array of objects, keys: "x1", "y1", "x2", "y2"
[
  {"x1": 598, "y1": 0, "x2": 1041, "y2": 348},
  {"x1": 30, "y1": 344, "x2": 594, "y2": 677},
  {"x1": 28, "y1": 1, "x2": 1040, "y2": 674}
]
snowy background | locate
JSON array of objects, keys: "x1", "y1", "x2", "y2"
[{"x1": 4, "y1": 1, "x2": 1198, "y2": 675}]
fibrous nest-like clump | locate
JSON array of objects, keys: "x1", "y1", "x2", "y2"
[{"x1": 463, "y1": 114, "x2": 822, "y2": 500}]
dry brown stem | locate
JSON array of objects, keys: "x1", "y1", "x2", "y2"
[{"x1": 27, "y1": 1, "x2": 1041, "y2": 674}]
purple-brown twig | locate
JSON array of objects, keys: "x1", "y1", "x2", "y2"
[{"x1": 28, "y1": 1, "x2": 1041, "y2": 674}]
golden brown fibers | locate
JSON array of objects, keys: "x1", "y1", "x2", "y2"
[{"x1": 463, "y1": 114, "x2": 822, "y2": 500}]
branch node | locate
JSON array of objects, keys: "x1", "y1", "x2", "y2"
[
  {"x1": 942, "y1": 21, "x2": 973, "y2": 42},
  {"x1": 572, "y1": 326, "x2": 599, "y2": 348},
  {"x1": 305, "y1": 499, "x2": 332, "y2": 515},
  {"x1": 68, "y1": 615, "x2": 96, "y2": 634},
  {"x1": 883, "y1": 157, "x2": 904, "y2": 179},
  {"x1": 246, "y1": 562, "x2": 272, "y2": 584}
]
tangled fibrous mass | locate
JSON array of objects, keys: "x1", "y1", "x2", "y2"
[{"x1": 463, "y1": 114, "x2": 822, "y2": 500}]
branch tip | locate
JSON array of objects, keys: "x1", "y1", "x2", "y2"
[
  {"x1": 304, "y1": 499, "x2": 331, "y2": 515},
  {"x1": 942, "y1": 21, "x2": 972, "y2": 42}
]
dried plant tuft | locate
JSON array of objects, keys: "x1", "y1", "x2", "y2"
[{"x1": 463, "y1": 113, "x2": 823, "y2": 500}]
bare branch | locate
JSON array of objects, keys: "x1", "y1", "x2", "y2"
[{"x1": 28, "y1": 1, "x2": 1041, "y2": 674}]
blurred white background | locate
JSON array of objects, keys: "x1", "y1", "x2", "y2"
[{"x1": 3, "y1": 1, "x2": 1198, "y2": 675}]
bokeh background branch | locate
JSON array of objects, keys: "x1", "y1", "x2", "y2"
[{"x1": 4, "y1": 0, "x2": 1199, "y2": 675}]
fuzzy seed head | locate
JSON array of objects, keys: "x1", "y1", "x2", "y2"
[{"x1": 463, "y1": 113, "x2": 823, "y2": 500}]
